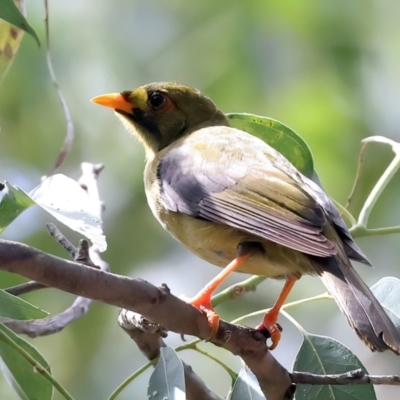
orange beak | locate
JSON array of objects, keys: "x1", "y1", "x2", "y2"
[{"x1": 90, "y1": 93, "x2": 133, "y2": 114}]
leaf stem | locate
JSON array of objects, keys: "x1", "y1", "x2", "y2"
[
  {"x1": 333, "y1": 200, "x2": 357, "y2": 226},
  {"x1": 0, "y1": 329, "x2": 73, "y2": 400},
  {"x1": 175, "y1": 338, "x2": 237, "y2": 383},
  {"x1": 350, "y1": 225, "x2": 400, "y2": 238},
  {"x1": 191, "y1": 345, "x2": 238, "y2": 383},
  {"x1": 229, "y1": 292, "x2": 332, "y2": 326},
  {"x1": 175, "y1": 338, "x2": 202, "y2": 352},
  {"x1": 211, "y1": 276, "x2": 266, "y2": 307},
  {"x1": 282, "y1": 293, "x2": 333, "y2": 310},
  {"x1": 357, "y1": 153, "x2": 400, "y2": 227},
  {"x1": 280, "y1": 309, "x2": 306, "y2": 334},
  {"x1": 107, "y1": 360, "x2": 155, "y2": 400},
  {"x1": 44, "y1": 0, "x2": 74, "y2": 174}
]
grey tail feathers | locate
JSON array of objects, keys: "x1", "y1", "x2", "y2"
[{"x1": 320, "y1": 261, "x2": 400, "y2": 354}]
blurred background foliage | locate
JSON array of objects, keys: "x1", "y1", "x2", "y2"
[{"x1": 1, "y1": 0, "x2": 399, "y2": 399}]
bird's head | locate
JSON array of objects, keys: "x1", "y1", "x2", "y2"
[{"x1": 91, "y1": 82, "x2": 228, "y2": 156}]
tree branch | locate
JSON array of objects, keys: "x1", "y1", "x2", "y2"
[
  {"x1": 0, "y1": 239, "x2": 293, "y2": 400},
  {"x1": 118, "y1": 310, "x2": 224, "y2": 400}
]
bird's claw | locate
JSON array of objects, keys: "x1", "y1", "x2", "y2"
[{"x1": 256, "y1": 311, "x2": 283, "y2": 350}]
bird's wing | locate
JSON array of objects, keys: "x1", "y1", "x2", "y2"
[{"x1": 157, "y1": 127, "x2": 337, "y2": 257}]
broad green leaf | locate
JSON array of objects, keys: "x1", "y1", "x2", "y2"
[
  {"x1": 0, "y1": 182, "x2": 35, "y2": 233},
  {"x1": 227, "y1": 113, "x2": 314, "y2": 178},
  {"x1": 293, "y1": 333, "x2": 375, "y2": 400},
  {"x1": 371, "y1": 277, "x2": 400, "y2": 330},
  {"x1": 0, "y1": 0, "x2": 39, "y2": 46},
  {"x1": 0, "y1": 323, "x2": 53, "y2": 400},
  {"x1": 0, "y1": 289, "x2": 48, "y2": 320},
  {"x1": 148, "y1": 346, "x2": 185, "y2": 400},
  {"x1": 228, "y1": 361, "x2": 264, "y2": 400},
  {"x1": 30, "y1": 174, "x2": 107, "y2": 252}
]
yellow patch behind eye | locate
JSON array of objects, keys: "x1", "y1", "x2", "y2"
[{"x1": 131, "y1": 87, "x2": 149, "y2": 110}]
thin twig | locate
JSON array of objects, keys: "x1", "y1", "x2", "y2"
[
  {"x1": 357, "y1": 153, "x2": 400, "y2": 227},
  {"x1": 43, "y1": 0, "x2": 74, "y2": 175},
  {"x1": 345, "y1": 141, "x2": 367, "y2": 210},
  {"x1": 5, "y1": 281, "x2": 47, "y2": 296},
  {"x1": 46, "y1": 222, "x2": 77, "y2": 258},
  {"x1": 212, "y1": 275, "x2": 267, "y2": 307},
  {"x1": 291, "y1": 369, "x2": 400, "y2": 386}
]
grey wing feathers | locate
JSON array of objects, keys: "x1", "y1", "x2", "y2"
[
  {"x1": 305, "y1": 176, "x2": 371, "y2": 265},
  {"x1": 157, "y1": 144, "x2": 337, "y2": 258}
]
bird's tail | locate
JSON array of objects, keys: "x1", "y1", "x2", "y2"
[{"x1": 320, "y1": 260, "x2": 400, "y2": 354}]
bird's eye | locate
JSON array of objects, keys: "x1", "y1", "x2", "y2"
[{"x1": 149, "y1": 92, "x2": 166, "y2": 110}]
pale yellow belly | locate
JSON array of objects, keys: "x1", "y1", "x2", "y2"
[{"x1": 159, "y1": 210, "x2": 317, "y2": 278}]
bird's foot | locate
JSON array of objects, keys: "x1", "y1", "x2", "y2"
[
  {"x1": 256, "y1": 310, "x2": 283, "y2": 350},
  {"x1": 180, "y1": 292, "x2": 220, "y2": 339}
]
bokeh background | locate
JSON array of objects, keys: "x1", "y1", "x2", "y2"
[{"x1": 1, "y1": 0, "x2": 400, "y2": 399}]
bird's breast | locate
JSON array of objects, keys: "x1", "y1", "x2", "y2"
[{"x1": 152, "y1": 202, "x2": 314, "y2": 278}]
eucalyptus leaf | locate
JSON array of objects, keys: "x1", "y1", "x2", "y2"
[
  {"x1": 0, "y1": 182, "x2": 35, "y2": 233},
  {"x1": 0, "y1": 289, "x2": 48, "y2": 320},
  {"x1": 0, "y1": 0, "x2": 25, "y2": 84},
  {"x1": 228, "y1": 361, "x2": 264, "y2": 400},
  {"x1": 0, "y1": 175, "x2": 107, "y2": 251},
  {"x1": 0, "y1": 0, "x2": 39, "y2": 46},
  {"x1": 293, "y1": 333, "x2": 375, "y2": 400},
  {"x1": 148, "y1": 346, "x2": 186, "y2": 400},
  {"x1": 371, "y1": 277, "x2": 400, "y2": 330},
  {"x1": 0, "y1": 323, "x2": 53, "y2": 400},
  {"x1": 29, "y1": 174, "x2": 107, "y2": 252},
  {"x1": 227, "y1": 113, "x2": 314, "y2": 178}
]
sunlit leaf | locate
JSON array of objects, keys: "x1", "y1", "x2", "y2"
[
  {"x1": 0, "y1": 0, "x2": 39, "y2": 46},
  {"x1": 227, "y1": 113, "x2": 314, "y2": 178},
  {"x1": 228, "y1": 361, "x2": 264, "y2": 400},
  {"x1": 0, "y1": 182, "x2": 35, "y2": 233},
  {"x1": 371, "y1": 277, "x2": 400, "y2": 330},
  {"x1": 0, "y1": 323, "x2": 53, "y2": 400},
  {"x1": 0, "y1": 175, "x2": 107, "y2": 251},
  {"x1": 147, "y1": 346, "x2": 185, "y2": 400},
  {"x1": 29, "y1": 174, "x2": 107, "y2": 252},
  {"x1": 0, "y1": 289, "x2": 48, "y2": 320},
  {"x1": 293, "y1": 333, "x2": 375, "y2": 400}
]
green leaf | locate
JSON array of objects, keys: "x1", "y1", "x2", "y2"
[
  {"x1": 0, "y1": 0, "x2": 40, "y2": 46},
  {"x1": 227, "y1": 113, "x2": 314, "y2": 178},
  {"x1": 371, "y1": 277, "x2": 400, "y2": 330},
  {"x1": 293, "y1": 333, "x2": 376, "y2": 400},
  {"x1": 0, "y1": 0, "x2": 25, "y2": 84},
  {"x1": 0, "y1": 289, "x2": 48, "y2": 320},
  {"x1": 0, "y1": 323, "x2": 53, "y2": 400},
  {"x1": 0, "y1": 182, "x2": 35, "y2": 233},
  {"x1": 228, "y1": 361, "x2": 265, "y2": 400},
  {"x1": 29, "y1": 174, "x2": 107, "y2": 252},
  {"x1": 147, "y1": 346, "x2": 185, "y2": 400}
]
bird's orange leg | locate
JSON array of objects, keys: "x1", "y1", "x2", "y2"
[
  {"x1": 187, "y1": 242, "x2": 258, "y2": 339},
  {"x1": 256, "y1": 276, "x2": 298, "y2": 350}
]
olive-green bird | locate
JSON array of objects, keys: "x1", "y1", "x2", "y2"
[{"x1": 92, "y1": 82, "x2": 400, "y2": 353}]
